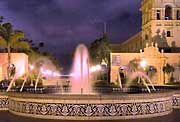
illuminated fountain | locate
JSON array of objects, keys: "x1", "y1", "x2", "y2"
[
  {"x1": 70, "y1": 44, "x2": 91, "y2": 94},
  {"x1": 0, "y1": 44, "x2": 176, "y2": 120},
  {"x1": 129, "y1": 71, "x2": 156, "y2": 93},
  {"x1": 119, "y1": 59, "x2": 156, "y2": 93}
]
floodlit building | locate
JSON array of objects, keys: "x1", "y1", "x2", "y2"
[
  {"x1": 110, "y1": 0, "x2": 180, "y2": 85},
  {"x1": 0, "y1": 53, "x2": 28, "y2": 81}
]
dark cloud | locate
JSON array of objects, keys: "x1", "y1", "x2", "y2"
[{"x1": 0, "y1": 0, "x2": 141, "y2": 73}]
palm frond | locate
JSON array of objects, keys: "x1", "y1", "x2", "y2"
[
  {"x1": 10, "y1": 31, "x2": 24, "y2": 46},
  {"x1": 0, "y1": 26, "x2": 8, "y2": 40},
  {"x1": 1, "y1": 23, "x2": 12, "y2": 41},
  {"x1": 0, "y1": 36, "x2": 7, "y2": 47},
  {"x1": 12, "y1": 41, "x2": 30, "y2": 50}
]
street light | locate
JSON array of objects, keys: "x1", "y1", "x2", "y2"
[
  {"x1": 95, "y1": 65, "x2": 102, "y2": 71},
  {"x1": 140, "y1": 59, "x2": 147, "y2": 70},
  {"x1": 90, "y1": 65, "x2": 102, "y2": 73}
]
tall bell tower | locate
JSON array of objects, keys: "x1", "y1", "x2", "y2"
[{"x1": 141, "y1": 0, "x2": 180, "y2": 47}]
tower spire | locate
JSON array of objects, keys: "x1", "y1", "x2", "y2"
[{"x1": 103, "y1": 22, "x2": 107, "y2": 34}]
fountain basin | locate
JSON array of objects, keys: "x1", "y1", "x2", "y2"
[{"x1": 0, "y1": 91, "x2": 179, "y2": 120}]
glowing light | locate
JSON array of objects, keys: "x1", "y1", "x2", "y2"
[
  {"x1": 140, "y1": 60, "x2": 147, "y2": 68},
  {"x1": 70, "y1": 73, "x2": 76, "y2": 77},
  {"x1": 46, "y1": 70, "x2": 52, "y2": 75},
  {"x1": 15, "y1": 59, "x2": 26, "y2": 77},
  {"x1": 53, "y1": 72, "x2": 61, "y2": 77},
  {"x1": 120, "y1": 66, "x2": 127, "y2": 70},
  {"x1": 101, "y1": 59, "x2": 107, "y2": 66},
  {"x1": 96, "y1": 65, "x2": 101, "y2": 71},
  {"x1": 90, "y1": 65, "x2": 102, "y2": 73},
  {"x1": 40, "y1": 67, "x2": 44, "y2": 72},
  {"x1": 90, "y1": 66, "x2": 96, "y2": 73},
  {"x1": 39, "y1": 67, "x2": 60, "y2": 77},
  {"x1": 29, "y1": 65, "x2": 34, "y2": 70},
  {"x1": 9, "y1": 64, "x2": 14, "y2": 68}
]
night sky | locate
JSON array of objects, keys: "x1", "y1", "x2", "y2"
[{"x1": 0, "y1": 0, "x2": 142, "y2": 73}]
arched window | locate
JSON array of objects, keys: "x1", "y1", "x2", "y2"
[
  {"x1": 165, "y1": 5, "x2": 172, "y2": 20},
  {"x1": 156, "y1": 10, "x2": 161, "y2": 20},
  {"x1": 167, "y1": 31, "x2": 171, "y2": 37},
  {"x1": 177, "y1": 10, "x2": 180, "y2": 20}
]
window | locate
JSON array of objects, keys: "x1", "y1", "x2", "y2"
[
  {"x1": 177, "y1": 10, "x2": 180, "y2": 20},
  {"x1": 167, "y1": 31, "x2": 171, "y2": 37},
  {"x1": 165, "y1": 5, "x2": 172, "y2": 20},
  {"x1": 112, "y1": 55, "x2": 120, "y2": 66},
  {"x1": 156, "y1": 10, "x2": 161, "y2": 20}
]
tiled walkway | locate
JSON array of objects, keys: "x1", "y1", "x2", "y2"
[{"x1": 0, "y1": 110, "x2": 180, "y2": 122}]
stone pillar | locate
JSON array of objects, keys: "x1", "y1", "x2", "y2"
[
  {"x1": 172, "y1": 8, "x2": 176, "y2": 20},
  {"x1": 156, "y1": 65, "x2": 163, "y2": 85},
  {"x1": 152, "y1": 8, "x2": 156, "y2": 20},
  {"x1": 149, "y1": 10, "x2": 152, "y2": 21},
  {"x1": 110, "y1": 67, "x2": 119, "y2": 84},
  {"x1": 162, "y1": 8, "x2": 165, "y2": 20}
]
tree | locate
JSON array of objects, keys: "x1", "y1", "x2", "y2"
[
  {"x1": 21, "y1": 38, "x2": 61, "y2": 72},
  {"x1": 0, "y1": 16, "x2": 3, "y2": 23},
  {"x1": 146, "y1": 66, "x2": 157, "y2": 79},
  {"x1": 163, "y1": 63, "x2": 175, "y2": 84},
  {"x1": 127, "y1": 58, "x2": 145, "y2": 85},
  {"x1": 89, "y1": 34, "x2": 111, "y2": 65},
  {"x1": 127, "y1": 58, "x2": 139, "y2": 73},
  {"x1": 89, "y1": 34, "x2": 111, "y2": 82},
  {"x1": 42, "y1": 52, "x2": 61, "y2": 70},
  {"x1": 0, "y1": 22, "x2": 30, "y2": 80},
  {"x1": 38, "y1": 42, "x2": 44, "y2": 48}
]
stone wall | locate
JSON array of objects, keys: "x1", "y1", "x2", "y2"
[
  {"x1": 110, "y1": 53, "x2": 140, "y2": 83},
  {"x1": 110, "y1": 45, "x2": 180, "y2": 85},
  {"x1": 0, "y1": 92, "x2": 179, "y2": 120},
  {"x1": 0, "y1": 53, "x2": 28, "y2": 81},
  {"x1": 118, "y1": 0, "x2": 180, "y2": 51},
  {"x1": 142, "y1": 0, "x2": 180, "y2": 47}
]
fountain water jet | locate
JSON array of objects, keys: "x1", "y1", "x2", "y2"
[
  {"x1": 128, "y1": 71, "x2": 156, "y2": 93},
  {"x1": 117, "y1": 72, "x2": 122, "y2": 89},
  {"x1": 6, "y1": 75, "x2": 16, "y2": 92},
  {"x1": 35, "y1": 70, "x2": 41, "y2": 91},
  {"x1": 20, "y1": 75, "x2": 28, "y2": 92},
  {"x1": 70, "y1": 44, "x2": 91, "y2": 94}
]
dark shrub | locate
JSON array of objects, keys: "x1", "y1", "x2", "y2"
[
  {"x1": 93, "y1": 81, "x2": 113, "y2": 94},
  {"x1": 0, "y1": 79, "x2": 10, "y2": 89},
  {"x1": 15, "y1": 79, "x2": 24, "y2": 87}
]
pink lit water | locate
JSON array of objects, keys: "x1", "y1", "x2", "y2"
[
  {"x1": 70, "y1": 44, "x2": 91, "y2": 94},
  {"x1": 129, "y1": 71, "x2": 156, "y2": 91}
]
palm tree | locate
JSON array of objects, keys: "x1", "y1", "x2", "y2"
[
  {"x1": 0, "y1": 23, "x2": 30, "y2": 80},
  {"x1": 127, "y1": 58, "x2": 142, "y2": 84},
  {"x1": 128, "y1": 58, "x2": 139, "y2": 73},
  {"x1": 146, "y1": 66, "x2": 157, "y2": 79}
]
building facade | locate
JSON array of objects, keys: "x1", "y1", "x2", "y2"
[
  {"x1": 0, "y1": 53, "x2": 28, "y2": 81},
  {"x1": 142, "y1": 0, "x2": 180, "y2": 47},
  {"x1": 111, "y1": 43, "x2": 180, "y2": 85},
  {"x1": 116, "y1": 0, "x2": 180, "y2": 53},
  {"x1": 110, "y1": 0, "x2": 180, "y2": 85}
]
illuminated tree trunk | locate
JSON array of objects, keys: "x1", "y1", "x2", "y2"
[{"x1": 7, "y1": 44, "x2": 11, "y2": 81}]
